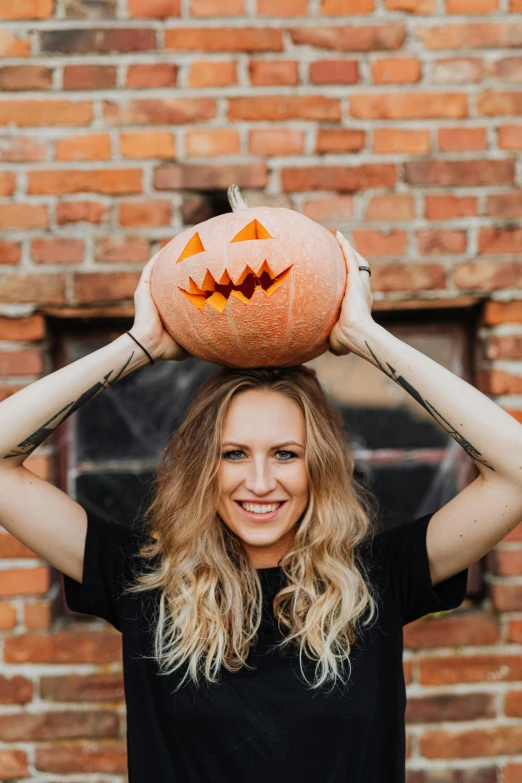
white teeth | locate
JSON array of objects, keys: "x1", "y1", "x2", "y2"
[{"x1": 240, "y1": 502, "x2": 281, "y2": 515}]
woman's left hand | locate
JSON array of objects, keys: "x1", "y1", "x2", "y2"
[{"x1": 328, "y1": 231, "x2": 375, "y2": 357}]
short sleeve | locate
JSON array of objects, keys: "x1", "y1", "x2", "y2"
[
  {"x1": 372, "y1": 512, "x2": 469, "y2": 626},
  {"x1": 62, "y1": 504, "x2": 146, "y2": 632}
]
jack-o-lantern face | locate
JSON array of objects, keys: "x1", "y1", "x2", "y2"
[{"x1": 151, "y1": 206, "x2": 346, "y2": 368}]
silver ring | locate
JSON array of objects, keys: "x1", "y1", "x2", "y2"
[{"x1": 358, "y1": 265, "x2": 371, "y2": 277}]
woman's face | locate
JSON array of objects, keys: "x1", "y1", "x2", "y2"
[{"x1": 217, "y1": 389, "x2": 309, "y2": 569}]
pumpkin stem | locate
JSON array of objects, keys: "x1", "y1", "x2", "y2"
[{"x1": 227, "y1": 184, "x2": 248, "y2": 212}]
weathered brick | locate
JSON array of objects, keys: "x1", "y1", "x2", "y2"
[
  {"x1": 320, "y1": 0, "x2": 373, "y2": 11},
  {"x1": 56, "y1": 201, "x2": 110, "y2": 224},
  {"x1": 0, "y1": 30, "x2": 31, "y2": 57},
  {"x1": 118, "y1": 200, "x2": 171, "y2": 227},
  {"x1": 406, "y1": 693, "x2": 495, "y2": 723},
  {"x1": 0, "y1": 204, "x2": 48, "y2": 229},
  {"x1": 249, "y1": 128, "x2": 304, "y2": 156},
  {"x1": 454, "y1": 263, "x2": 522, "y2": 291},
  {"x1": 351, "y1": 92, "x2": 468, "y2": 119},
  {"x1": 0, "y1": 711, "x2": 119, "y2": 741},
  {"x1": 478, "y1": 368, "x2": 522, "y2": 395},
  {"x1": 120, "y1": 130, "x2": 176, "y2": 159},
  {"x1": 24, "y1": 600, "x2": 53, "y2": 630},
  {"x1": 103, "y1": 98, "x2": 216, "y2": 125},
  {"x1": 370, "y1": 262, "x2": 446, "y2": 291},
  {"x1": 258, "y1": 0, "x2": 308, "y2": 12},
  {"x1": 290, "y1": 24, "x2": 405, "y2": 51},
  {"x1": 164, "y1": 27, "x2": 282, "y2": 52},
  {"x1": 126, "y1": 63, "x2": 177, "y2": 88},
  {"x1": 0, "y1": 533, "x2": 39, "y2": 558},
  {"x1": 498, "y1": 125, "x2": 522, "y2": 150},
  {"x1": 191, "y1": 0, "x2": 244, "y2": 14},
  {"x1": 479, "y1": 227, "x2": 522, "y2": 255},
  {"x1": 415, "y1": 22, "x2": 522, "y2": 50},
  {"x1": 438, "y1": 127, "x2": 486, "y2": 151},
  {"x1": 0, "y1": 0, "x2": 53, "y2": 18},
  {"x1": 478, "y1": 91, "x2": 522, "y2": 116},
  {"x1": 0, "y1": 273, "x2": 65, "y2": 304},
  {"x1": 420, "y1": 654, "x2": 522, "y2": 685},
  {"x1": 64, "y1": 0, "x2": 116, "y2": 15},
  {"x1": 447, "y1": 0, "x2": 498, "y2": 11},
  {"x1": 0, "y1": 241, "x2": 21, "y2": 264},
  {"x1": 416, "y1": 229, "x2": 467, "y2": 255},
  {"x1": 483, "y1": 300, "x2": 522, "y2": 326},
  {"x1": 0, "y1": 750, "x2": 27, "y2": 779},
  {"x1": 0, "y1": 349, "x2": 43, "y2": 376},
  {"x1": 316, "y1": 129, "x2": 365, "y2": 154},
  {"x1": 352, "y1": 230, "x2": 407, "y2": 257},
  {"x1": 301, "y1": 196, "x2": 354, "y2": 223},
  {"x1": 0, "y1": 603, "x2": 16, "y2": 629},
  {"x1": 229, "y1": 95, "x2": 340, "y2": 121},
  {"x1": 40, "y1": 28, "x2": 156, "y2": 53},
  {"x1": 404, "y1": 613, "x2": 498, "y2": 649},
  {"x1": 154, "y1": 163, "x2": 267, "y2": 191},
  {"x1": 188, "y1": 60, "x2": 237, "y2": 87},
  {"x1": 0, "y1": 135, "x2": 46, "y2": 161},
  {"x1": 372, "y1": 57, "x2": 421, "y2": 84},
  {"x1": 421, "y1": 726, "x2": 522, "y2": 759},
  {"x1": 0, "y1": 64, "x2": 51, "y2": 90},
  {"x1": 40, "y1": 672, "x2": 124, "y2": 702},
  {"x1": 55, "y1": 133, "x2": 111, "y2": 161},
  {"x1": 0, "y1": 566, "x2": 49, "y2": 596},
  {"x1": 28, "y1": 169, "x2": 142, "y2": 195},
  {"x1": 0, "y1": 100, "x2": 92, "y2": 127},
  {"x1": 128, "y1": 0, "x2": 180, "y2": 16},
  {"x1": 185, "y1": 129, "x2": 240, "y2": 157},
  {"x1": 405, "y1": 159, "x2": 514, "y2": 186},
  {"x1": 506, "y1": 690, "x2": 522, "y2": 717},
  {"x1": 0, "y1": 314, "x2": 45, "y2": 341},
  {"x1": 487, "y1": 193, "x2": 522, "y2": 218},
  {"x1": 281, "y1": 164, "x2": 396, "y2": 192},
  {"x1": 31, "y1": 237, "x2": 85, "y2": 264},
  {"x1": 73, "y1": 272, "x2": 141, "y2": 303},
  {"x1": 63, "y1": 64, "x2": 116, "y2": 90},
  {"x1": 309, "y1": 59, "x2": 359, "y2": 84},
  {"x1": 249, "y1": 59, "x2": 299, "y2": 86},
  {"x1": 425, "y1": 195, "x2": 477, "y2": 220},
  {"x1": 0, "y1": 675, "x2": 32, "y2": 704},
  {"x1": 94, "y1": 237, "x2": 151, "y2": 263},
  {"x1": 432, "y1": 57, "x2": 483, "y2": 83},
  {"x1": 4, "y1": 632, "x2": 122, "y2": 663},
  {"x1": 365, "y1": 194, "x2": 415, "y2": 221},
  {"x1": 374, "y1": 128, "x2": 430, "y2": 154},
  {"x1": 0, "y1": 171, "x2": 15, "y2": 195},
  {"x1": 36, "y1": 741, "x2": 127, "y2": 774},
  {"x1": 489, "y1": 57, "x2": 522, "y2": 82}
]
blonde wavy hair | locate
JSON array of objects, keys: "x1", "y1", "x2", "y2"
[{"x1": 128, "y1": 365, "x2": 381, "y2": 691}]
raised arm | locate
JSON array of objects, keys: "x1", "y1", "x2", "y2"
[{"x1": 0, "y1": 254, "x2": 186, "y2": 583}]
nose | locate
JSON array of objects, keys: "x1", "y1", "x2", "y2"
[{"x1": 243, "y1": 457, "x2": 278, "y2": 496}]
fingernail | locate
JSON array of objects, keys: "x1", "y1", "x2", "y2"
[{"x1": 336, "y1": 230, "x2": 343, "y2": 238}]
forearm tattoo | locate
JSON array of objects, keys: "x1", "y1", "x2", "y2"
[
  {"x1": 4, "y1": 351, "x2": 135, "y2": 461},
  {"x1": 365, "y1": 341, "x2": 496, "y2": 473}
]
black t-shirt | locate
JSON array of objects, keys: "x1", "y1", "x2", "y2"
[{"x1": 63, "y1": 505, "x2": 468, "y2": 783}]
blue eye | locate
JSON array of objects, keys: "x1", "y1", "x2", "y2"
[
  {"x1": 222, "y1": 450, "x2": 244, "y2": 460},
  {"x1": 277, "y1": 450, "x2": 298, "y2": 460}
]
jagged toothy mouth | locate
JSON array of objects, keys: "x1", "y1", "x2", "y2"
[{"x1": 179, "y1": 262, "x2": 292, "y2": 313}]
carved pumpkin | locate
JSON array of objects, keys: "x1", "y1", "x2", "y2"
[{"x1": 150, "y1": 186, "x2": 346, "y2": 368}]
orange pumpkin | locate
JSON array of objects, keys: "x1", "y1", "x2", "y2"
[{"x1": 151, "y1": 187, "x2": 346, "y2": 368}]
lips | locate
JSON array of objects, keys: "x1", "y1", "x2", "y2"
[{"x1": 179, "y1": 261, "x2": 292, "y2": 313}]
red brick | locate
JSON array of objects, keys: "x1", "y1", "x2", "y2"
[
  {"x1": 120, "y1": 130, "x2": 176, "y2": 159},
  {"x1": 417, "y1": 229, "x2": 467, "y2": 255},
  {"x1": 4, "y1": 632, "x2": 122, "y2": 663},
  {"x1": 154, "y1": 163, "x2": 267, "y2": 191},
  {"x1": 40, "y1": 673, "x2": 124, "y2": 702},
  {"x1": 249, "y1": 128, "x2": 304, "y2": 156},
  {"x1": 164, "y1": 27, "x2": 282, "y2": 52},
  {"x1": 0, "y1": 204, "x2": 48, "y2": 229},
  {"x1": 483, "y1": 301, "x2": 522, "y2": 326},
  {"x1": 455, "y1": 263, "x2": 522, "y2": 291},
  {"x1": 0, "y1": 675, "x2": 32, "y2": 703},
  {"x1": 0, "y1": 533, "x2": 39, "y2": 558},
  {"x1": 0, "y1": 314, "x2": 45, "y2": 341},
  {"x1": 126, "y1": 63, "x2": 177, "y2": 88},
  {"x1": 0, "y1": 241, "x2": 21, "y2": 265},
  {"x1": 230, "y1": 95, "x2": 340, "y2": 121},
  {"x1": 489, "y1": 547, "x2": 522, "y2": 574},
  {"x1": 506, "y1": 690, "x2": 522, "y2": 717},
  {"x1": 0, "y1": 567, "x2": 49, "y2": 596},
  {"x1": 351, "y1": 92, "x2": 467, "y2": 119},
  {"x1": 31, "y1": 237, "x2": 84, "y2": 264},
  {"x1": 118, "y1": 200, "x2": 171, "y2": 227},
  {"x1": 438, "y1": 127, "x2": 486, "y2": 151},
  {"x1": 404, "y1": 613, "x2": 498, "y2": 649},
  {"x1": 128, "y1": 0, "x2": 180, "y2": 16},
  {"x1": 28, "y1": 169, "x2": 142, "y2": 195},
  {"x1": 0, "y1": 750, "x2": 27, "y2": 779},
  {"x1": 372, "y1": 263, "x2": 446, "y2": 291},
  {"x1": 249, "y1": 59, "x2": 299, "y2": 86},
  {"x1": 0, "y1": 273, "x2": 65, "y2": 304},
  {"x1": 0, "y1": 100, "x2": 92, "y2": 126},
  {"x1": 191, "y1": 0, "x2": 244, "y2": 14},
  {"x1": 320, "y1": 0, "x2": 374, "y2": 10},
  {"x1": 258, "y1": 0, "x2": 308, "y2": 13},
  {"x1": 103, "y1": 98, "x2": 216, "y2": 125},
  {"x1": 24, "y1": 600, "x2": 53, "y2": 629},
  {"x1": 281, "y1": 164, "x2": 396, "y2": 192},
  {"x1": 373, "y1": 129, "x2": 430, "y2": 154},
  {"x1": 405, "y1": 159, "x2": 514, "y2": 186},
  {"x1": 56, "y1": 201, "x2": 110, "y2": 225},
  {"x1": 185, "y1": 129, "x2": 240, "y2": 157},
  {"x1": 421, "y1": 726, "x2": 522, "y2": 759},
  {"x1": 352, "y1": 230, "x2": 407, "y2": 257},
  {"x1": 94, "y1": 238, "x2": 150, "y2": 263},
  {"x1": 490, "y1": 57, "x2": 522, "y2": 82},
  {"x1": 406, "y1": 693, "x2": 495, "y2": 723},
  {"x1": 55, "y1": 133, "x2": 111, "y2": 161},
  {"x1": 477, "y1": 368, "x2": 522, "y2": 395},
  {"x1": 491, "y1": 584, "x2": 522, "y2": 611},
  {"x1": 415, "y1": 22, "x2": 522, "y2": 50},
  {"x1": 0, "y1": 0, "x2": 53, "y2": 18},
  {"x1": 0, "y1": 64, "x2": 51, "y2": 90},
  {"x1": 301, "y1": 196, "x2": 354, "y2": 223},
  {"x1": 0, "y1": 135, "x2": 46, "y2": 161},
  {"x1": 290, "y1": 24, "x2": 405, "y2": 51},
  {"x1": 479, "y1": 227, "x2": 522, "y2": 255},
  {"x1": 0, "y1": 711, "x2": 119, "y2": 741},
  {"x1": 425, "y1": 195, "x2": 477, "y2": 220},
  {"x1": 447, "y1": 0, "x2": 498, "y2": 9},
  {"x1": 509, "y1": 619, "x2": 522, "y2": 641},
  {"x1": 36, "y1": 741, "x2": 127, "y2": 774},
  {"x1": 372, "y1": 57, "x2": 421, "y2": 84},
  {"x1": 188, "y1": 60, "x2": 237, "y2": 87},
  {"x1": 0, "y1": 349, "x2": 43, "y2": 376},
  {"x1": 478, "y1": 91, "x2": 522, "y2": 116},
  {"x1": 365, "y1": 194, "x2": 415, "y2": 221},
  {"x1": 316, "y1": 129, "x2": 365, "y2": 154},
  {"x1": 487, "y1": 193, "x2": 522, "y2": 218},
  {"x1": 0, "y1": 603, "x2": 16, "y2": 629},
  {"x1": 507, "y1": 763, "x2": 522, "y2": 783},
  {"x1": 421, "y1": 654, "x2": 522, "y2": 685},
  {"x1": 309, "y1": 59, "x2": 359, "y2": 84},
  {"x1": 40, "y1": 28, "x2": 156, "y2": 54},
  {"x1": 499, "y1": 125, "x2": 522, "y2": 150},
  {"x1": 73, "y1": 272, "x2": 141, "y2": 303},
  {"x1": 432, "y1": 57, "x2": 483, "y2": 83},
  {"x1": 63, "y1": 64, "x2": 116, "y2": 90},
  {"x1": 0, "y1": 30, "x2": 31, "y2": 57}
]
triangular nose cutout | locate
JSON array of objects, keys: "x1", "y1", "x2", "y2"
[
  {"x1": 231, "y1": 220, "x2": 272, "y2": 243},
  {"x1": 177, "y1": 232, "x2": 205, "y2": 263}
]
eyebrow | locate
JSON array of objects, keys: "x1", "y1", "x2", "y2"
[{"x1": 222, "y1": 441, "x2": 304, "y2": 449}]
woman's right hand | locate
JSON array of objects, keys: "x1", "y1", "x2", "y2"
[{"x1": 131, "y1": 252, "x2": 191, "y2": 363}]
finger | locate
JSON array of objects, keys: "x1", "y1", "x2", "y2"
[{"x1": 335, "y1": 231, "x2": 361, "y2": 278}]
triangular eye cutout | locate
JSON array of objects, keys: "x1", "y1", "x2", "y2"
[
  {"x1": 231, "y1": 220, "x2": 272, "y2": 243},
  {"x1": 177, "y1": 232, "x2": 205, "y2": 263}
]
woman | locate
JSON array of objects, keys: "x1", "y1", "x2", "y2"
[{"x1": 1, "y1": 231, "x2": 521, "y2": 782}]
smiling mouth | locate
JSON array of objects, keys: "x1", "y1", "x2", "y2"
[{"x1": 179, "y1": 262, "x2": 292, "y2": 313}]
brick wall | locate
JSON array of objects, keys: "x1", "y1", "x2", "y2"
[{"x1": 0, "y1": 0, "x2": 521, "y2": 779}]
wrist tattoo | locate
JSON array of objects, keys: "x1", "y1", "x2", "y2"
[
  {"x1": 4, "y1": 352, "x2": 135, "y2": 461},
  {"x1": 365, "y1": 341, "x2": 496, "y2": 473}
]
